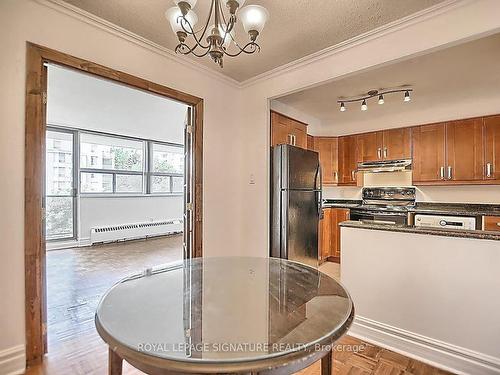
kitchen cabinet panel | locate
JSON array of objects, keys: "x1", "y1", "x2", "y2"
[
  {"x1": 270, "y1": 111, "x2": 308, "y2": 149},
  {"x1": 412, "y1": 123, "x2": 446, "y2": 182},
  {"x1": 484, "y1": 115, "x2": 500, "y2": 181},
  {"x1": 357, "y1": 131, "x2": 383, "y2": 162},
  {"x1": 307, "y1": 135, "x2": 315, "y2": 150},
  {"x1": 315, "y1": 137, "x2": 338, "y2": 185},
  {"x1": 383, "y1": 127, "x2": 411, "y2": 160},
  {"x1": 319, "y1": 208, "x2": 332, "y2": 262},
  {"x1": 331, "y1": 208, "x2": 350, "y2": 261},
  {"x1": 446, "y1": 119, "x2": 484, "y2": 181},
  {"x1": 338, "y1": 135, "x2": 358, "y2": 185},
  {"x1": 484, "y1": 216, "x2": 500, "y2": 232}
]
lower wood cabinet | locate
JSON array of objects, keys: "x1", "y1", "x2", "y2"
[
  {"x1": 484, "y1": 216, "x2": 500, "y2": 232},
  {"x1": 319, "y1": 208, "x2": 350, "y2": 263}
]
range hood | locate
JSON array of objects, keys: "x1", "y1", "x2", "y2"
[{"x1": 357, "y1": 159, "x2": 412, "y2": 173}]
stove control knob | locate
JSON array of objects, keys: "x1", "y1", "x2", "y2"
[{"x1": 439, "y1": 220, "x2": 447, "y2": 226}]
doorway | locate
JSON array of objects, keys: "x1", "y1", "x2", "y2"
[{"x1": 25, "y1": 43, "x2": 203, "y2": 366}]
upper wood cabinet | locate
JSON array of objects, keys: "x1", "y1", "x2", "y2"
[
  {"x1": 357, "y1": 131, "x2": 383, "y2": 162},
  {"x1": 446, "y1": 118, "x2": 484, "y2": 181},
  {"x1": 357, "y1": 128, "x2": 411, "y2": 162},
  {"x1": 413, "y1": 116, "x2": 500, "y2": 184},
  {"x1": 383, "y1": 128, "x2": 412, "y2": 160},
  {"x1": 338, "y1": 135, "x2": 358, "y2": 185},
  {"x1": 315, "y1": 137, "x2": 338, "y2": 185},
  {"x1": 307, "y1": 135, "x2": 315, "y2": 150},
  {"x1": 270, "y1": 111, "x2": 307, "y2": 149},
  {"x1": 412, "y1": 123, "x2": 446, "y2": 182},
  {"x1": 484, "y1": 115, "x2": 500, "y2": 181}
]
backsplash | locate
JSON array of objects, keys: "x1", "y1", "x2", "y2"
[{"x1": 324, "y1": 185, "x2": 500, "y2": 204}]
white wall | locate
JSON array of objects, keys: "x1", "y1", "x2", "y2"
[
  {"x1": 270, "y1": 100, "x2": 323, "y2": 134},
  {"x1": 0, "y1": 0, "x2": 244, "y2": 360},
  {"x1": 78, "y1": 196, "x2": 183, "y2": 244},
  {"x1": 341, "y1": 227, "x2": 500, "y2": 374}
]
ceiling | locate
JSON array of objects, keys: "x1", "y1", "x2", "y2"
[
  {"x1": 61, "y1": 0, "x2": 445, "y2": 82},
  {"x1": 275, "y1": 32, "x2": 500, "y2": 135}
]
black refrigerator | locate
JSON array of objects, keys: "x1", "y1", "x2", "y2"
[{"x1": 271, "y1": 144, "x2": 322, "y2": 268}]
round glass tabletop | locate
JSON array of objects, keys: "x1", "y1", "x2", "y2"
[{"x1": 96, "y1": 256, "x2": 353, "y2": 365}]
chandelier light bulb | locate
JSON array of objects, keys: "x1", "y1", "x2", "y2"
[
  {"x1": 166, "y1": 7, "x2": 198, "y2": 34},
  {"x1": 378, "y1": 95, "x2": 384, "y2": 105},
  {"x1": 340, "y1": 102, "x2": 346, "y2": 112},
  {"x1": 404, "y1": 90, "x2": 411, "y2": 102},
  {"x1": 361, "y1": 100, "x2": 368, "y2": 111},
  {"x1": 239, "y1": 5, "x2": 269, "y2": 34}
]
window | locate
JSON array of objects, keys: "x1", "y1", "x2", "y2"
[
  {"x1": 80, "y1": 133, "x2": 144, "y2": 194},
  {"x1": 150, "y1": 142, "x2": 184, "y2": 194}
]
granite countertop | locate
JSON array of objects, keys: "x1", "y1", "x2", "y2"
[
  {"x1": 409, "y1": 203, "x2": 500, "y2": 217},
  {"x1": 340, "y1": 220, "x2": 500, "y2": 241}
]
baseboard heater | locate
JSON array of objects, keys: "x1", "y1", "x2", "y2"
[{"x1": 90, "y1": 219, "x2": 183, "y2": 245}]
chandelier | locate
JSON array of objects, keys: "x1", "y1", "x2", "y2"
[
  {"x1": 165, "y1": 0, "x2": 270, "y2": 67},
  {"x1": 338, "y1": 88, "x2": 413, "y2": 112}
]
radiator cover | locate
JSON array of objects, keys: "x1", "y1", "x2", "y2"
[{"x1": 90, "y1": 219, "x2": 183, "y2": 244}]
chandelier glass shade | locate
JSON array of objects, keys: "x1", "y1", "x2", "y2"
[{"x1": 165, "y1": 0, "x2": 269, "y2": 67}]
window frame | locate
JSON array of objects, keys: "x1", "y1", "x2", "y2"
[
  {"x1": 147, "y1": 140, "x2": 184, "y2": 195},
  {"x1": 48, "y1": 125, "x2": 183, "y2": 197}
]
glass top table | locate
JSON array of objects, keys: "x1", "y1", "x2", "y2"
[{"x1": 95, "y1": 257, "x2": 354, "y2": 374}]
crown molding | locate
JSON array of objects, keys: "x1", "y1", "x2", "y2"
[
  {"x1": 35, "y1": 0, "x2": 471, "y2": 90},
  {"x1": 35, "y1": 0, "x2": 241, "y2": 88},
  {"x1": 239, "y1": 0, "x2": 470, "y2": 88}
]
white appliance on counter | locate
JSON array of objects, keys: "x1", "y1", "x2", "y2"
[{"x1": 414, "y1": 214, "x2": 476, "y2": 230}]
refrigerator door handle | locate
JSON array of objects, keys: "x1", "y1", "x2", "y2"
[{"x1": 317, "y1": 164, "x2": 324, "y2": 219}]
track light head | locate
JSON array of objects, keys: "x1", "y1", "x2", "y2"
[
  {"x1": 340, "y1": 102, "x2": 346, "y2": 112},
  {"x1": 378, "y1": 95, "x2": 384, "y2": 105},
  {"x1": 404, "y1": 90, "x2": 411, "y2": 102},
  {"x1": 361, "y1": 99, "x2": 367, "y2": 111}
]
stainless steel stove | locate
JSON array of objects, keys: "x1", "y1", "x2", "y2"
[{"x1": 350, "y1": 187, "x2": 416, "y2": 225}]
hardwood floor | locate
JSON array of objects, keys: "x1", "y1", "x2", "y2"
[{"x1": 26, "y1": 245, "x2": 453, "y2": 375}]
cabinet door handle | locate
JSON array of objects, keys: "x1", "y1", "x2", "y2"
[
  {"x1": 486, "y1": 162, "x2": 492, "y2": 178},
  {"x1": 440, "y1": 166, "x2": 445, "y2": 180},
  {"x1": 333, "y1": 171, "x2": 338, "y2": 181},
  {"x1": 351, "y1": 170, "x2": 356, "y2": 181},
  {"x1": 292, "y1": 134, "x2": 296, "y2": 146},
  {"x1": 377, "y1": 148, "x2": 382, "y2": 159},
  {"x1": 383, "y1": 147, "x2": 388, "y2": 159},
  {"x1": 447, "y1": 166, "x2": 452, "y2": 180}
]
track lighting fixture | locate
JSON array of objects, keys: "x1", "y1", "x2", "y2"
[{"x1": 338, "y1": 87, "x2": 413, "y2": 112}]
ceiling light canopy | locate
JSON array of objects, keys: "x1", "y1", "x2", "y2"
[
  {"x1": 166, "y1": 0, "x2": 269, "y2": 68},
  {"x1": 338, "y1": 88, "x2": 413, "y2": 112}
]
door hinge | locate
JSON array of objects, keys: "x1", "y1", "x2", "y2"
[
  {"x1": 186, "y1": 202, "x2": 193, "y2": 210},
  {"x1": 186, "y1": 125, "x2": 193, "y2": 134},
  {"x1": 42, "y1": 92, "x2": 47, "y2": 105}
]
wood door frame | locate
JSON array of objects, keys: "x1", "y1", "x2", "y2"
[{"x1": 24, "y1": 42, "x2": 203, "y2": 365}]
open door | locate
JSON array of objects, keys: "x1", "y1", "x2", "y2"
[{"x1": 184, "y1": 107, "x2": 193, "y2": 259}]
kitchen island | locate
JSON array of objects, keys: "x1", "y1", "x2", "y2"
[{"x1": 340, "y1": 222, "x2": 500, "y2": 374}]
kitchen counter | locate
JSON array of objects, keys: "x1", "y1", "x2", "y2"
[
  {"x1": 340, "y1": 220, "x2": 500, "y2": 241},
  {"x1": 409, "y1": 202, "x2": 500, "y2": 217}
]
